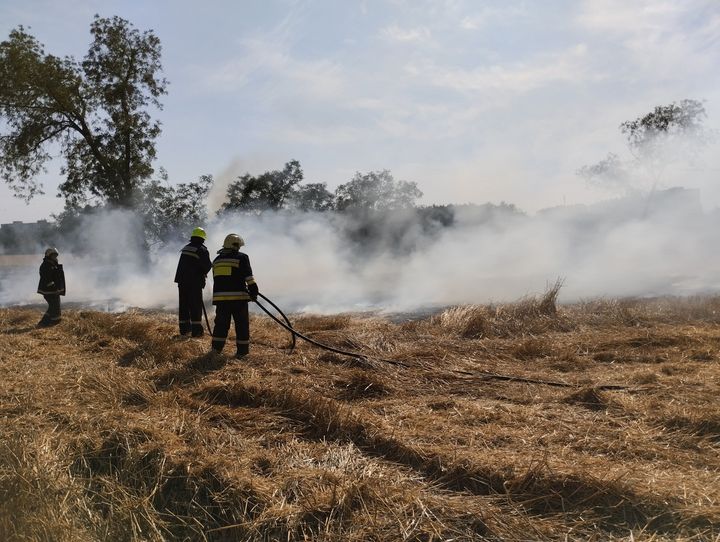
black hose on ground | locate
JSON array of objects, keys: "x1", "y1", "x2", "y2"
[
  {"x1": 253, "y1": 294, "x2": 409, "y2": 367},
  {"x1": 449, "y1": 368, "x2": 631, "y2": 390},
  {"x1": 253, "y1": 294, "x2": 632, "y2": 388},
  {"x1": 256, "y1": 293, "x2": 296, "y2": 354}
]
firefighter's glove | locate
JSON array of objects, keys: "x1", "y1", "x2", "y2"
[{"x1": 248, "y1": 283, "x2": 259, "y2": 302}]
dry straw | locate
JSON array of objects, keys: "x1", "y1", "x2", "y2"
[{"x1": 1, "y1": 291, "x2": 719, "y2": 540}]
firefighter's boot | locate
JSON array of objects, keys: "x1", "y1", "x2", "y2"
[
  {"x1": 191, "y1": 321, "x2": 204, "y2": 337},
  {"x1": 211, "y1": 336, "x2": 225, "y2": 354}
]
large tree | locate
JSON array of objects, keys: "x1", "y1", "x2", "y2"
[
  {"x1": 0, "y1": 15, "x2": 167, "y2": 207},
  {"x1": 578, "y1": 99, "x2": 712, "y2": 191}
]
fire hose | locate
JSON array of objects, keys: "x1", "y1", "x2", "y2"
[
  {"x1": 201, "y1": 292, "x2": 378, "y2": 364},
  {"x1": 204, "y1": 294, "x2": 631, "y2": 389},
  {"x1": 201, "y1": 300, "x2": 212, "y2": 336},
  {"x1": 255, "y1": 294, "x2": 637, "y2": 389},
  {"x1": 253, "y1": 293, "x2": 408, "y2": 367}
]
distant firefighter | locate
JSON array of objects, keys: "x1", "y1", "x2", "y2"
[
  {"x1": 37, "y1": 247, "x2": 65, "y2": 327},
  {"x1": 174, "y1": 227, "x2": 212, "y2": 337},
  {"x1": 210, "y1": 233, "x2": 259, "y2": 358}
]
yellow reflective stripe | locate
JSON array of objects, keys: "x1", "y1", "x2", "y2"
[
  {"x1": 245, "y1": 276, "x2": 256, "y2": 285},
  {"x1": 213, "y1": 294, "x2": 250, "y2": 301},
  {"x1": 182, "y1": 251, "x2": 200, "y2": 259},
  {"x1": 214, "y1": 259, "x2": 240, "y2": 267},
  {"x1": 213, "y1": 266, "x2": 232, "y2": 276}
]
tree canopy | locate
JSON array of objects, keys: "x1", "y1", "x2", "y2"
[
  {"x1": 291, "y1": 182, "x2": 335, "y2": 212},
  {"x1": 0, "y1": 15, "x2": 167, "y2": 207},
  {"x1": 620, "y1": 99, "x2": 709, "y2": 161},
  {"x1": 220, "y1": 160, "x2": 304, "y2": 213},
  {"x1": 139, "y1": 174, "x2": 213, "y2": 242},
  {"x1": 334, "y1": 170, "x2": 422, "y2": 212},
  {"x1": 578, "y1": 99, "x2": 713, "y2": 190},
  {"x1": 219, "y1": 163, "x2": 423, "y2": 215}
]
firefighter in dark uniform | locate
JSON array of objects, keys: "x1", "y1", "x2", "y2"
[
  {"x1": 37, "y1": 247, "x2": 65, "y2": 327},
  {"x1": 211, "y1": 233, "x2": 259, "y2": 358},
  {"x1": 174, "y1": 227, "x2": 213, "y2": 337}
]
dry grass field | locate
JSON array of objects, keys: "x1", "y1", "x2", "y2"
[
  {"x1": 1, "y1": 290, "x2": 719, "y2": 541},
  {"x1": 0, "y1": 254, "x2": 42, "y2": 266}
]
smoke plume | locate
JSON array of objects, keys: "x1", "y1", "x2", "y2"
[{"x1": 2, "y1": 186, "x2": 719, "y2": 313}]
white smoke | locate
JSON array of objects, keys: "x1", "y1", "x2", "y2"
[{"x1": 2, "y1": 186, "x2": 720, "y2": 313}]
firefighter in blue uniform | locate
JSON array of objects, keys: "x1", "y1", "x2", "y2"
[
  {"x1": 211, "y1": 233, "x2": 259, "y2": 358},
  {"x1": 174, "y1": 227, "x2": 213, "y2": 337},
  {"x1": 37, "y1": 247, "x2": 65, "y2": 327}
]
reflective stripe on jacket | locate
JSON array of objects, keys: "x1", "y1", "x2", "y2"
[
  {"x1": 174, "y1": 238, "x2": 212, "y2": 286},
  {"x1": 211, "y1": 249, "x2": 258, "y2": 303}
]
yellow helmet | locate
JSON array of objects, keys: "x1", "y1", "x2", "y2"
[
  {"x1": 223, "y1": 233, "x2": 245, "y2": 250},
  {"x1": 191, "y1": 227, "x2": 207, "y2": 240}
]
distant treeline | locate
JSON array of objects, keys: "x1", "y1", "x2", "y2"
[{"x1": 0, "y1": 160, "x2": 523, "y2": 255}]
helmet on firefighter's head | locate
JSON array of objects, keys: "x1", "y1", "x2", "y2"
[
  {"x1": 223, "y1": 233, "x2": 244, "y2": 250},
  {"x1": 191, "y1": 227, "x2": 207, "y2": 240},
  {"x1": 45, "y1": 247, "x2": 59, "y2": 259}
]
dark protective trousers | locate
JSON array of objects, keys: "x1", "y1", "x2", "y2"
[
  {"x1": 178, "y1": 284, "x2": 204, "y2": 336},
  {"x1": 211, "y1": 301, "x2": 250, "y2": 356},
  {"x1": 39, "y1": 295, "x2": 61, "y2": 326}
]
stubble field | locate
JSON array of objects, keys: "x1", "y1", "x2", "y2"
[{"x1": 0, "y1": 291, "x2": 719, "y2": 541}]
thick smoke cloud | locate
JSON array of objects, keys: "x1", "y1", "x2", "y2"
[{"x1": 2, "y1": 186, "x2": 719, "y2": 313}]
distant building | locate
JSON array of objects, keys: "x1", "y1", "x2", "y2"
[{"x1": 0, "y1": 220, "x2": 57, "y2": 254}]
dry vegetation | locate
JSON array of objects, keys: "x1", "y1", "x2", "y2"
[{"x1": 1, "y1": 290, "x2": 719, "y2": 541}]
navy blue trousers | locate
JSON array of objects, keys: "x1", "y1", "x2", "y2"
[{"x1": 211, "y1": 301, "x2": 249, "y2": 356}]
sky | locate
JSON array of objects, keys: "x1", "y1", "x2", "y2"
[{"x1": 1, "y1": 0, "x2": 719, "y2": 222}]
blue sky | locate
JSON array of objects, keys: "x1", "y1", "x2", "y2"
[{"x1": 1, "y1": 0, "x2": 719, "y2": 221}]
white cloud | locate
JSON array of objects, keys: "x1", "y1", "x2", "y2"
[
  {"x1": 203, "y1": 37, "x2": 345, "y2": 102},
  {"x1": 275, "y1": 124, "x2": 366, "y2": 146},
  {"x1": 459, "y1": 5, "x2": 528, "y2": 30},
  {"x1": 407, "y1": 43, "x2": 591, "y2": 95},
  {"x1": 576, "y1": 0, "x2": 720, "y2": 76},
  {"x1": 577, "y1": 0, "x2": 686, "y2": 33},
  {"x1": 380, "y1": 24, "x2": 431, "y2": 42}
]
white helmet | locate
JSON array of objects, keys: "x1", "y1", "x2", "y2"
[
  {"x1": 44, "y1": 247, "x2": 59, "y2": 258},
  {"x1": 222, "y1": 233, "x2": 245, "y2": 250}
]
